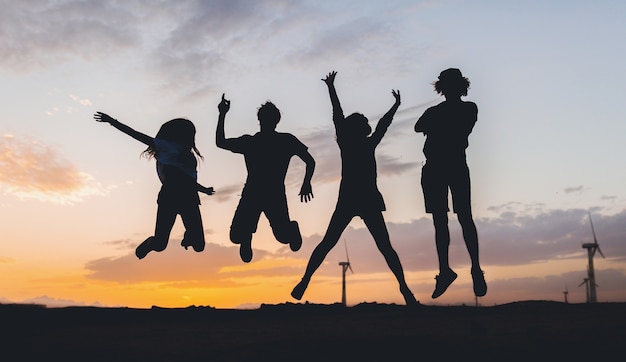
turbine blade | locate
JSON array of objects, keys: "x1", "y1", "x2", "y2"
[
  {"x1": 344, "y1": 239, "x2": 350, "y2": 263},
  {"x1": 588, "y1": 211, "x2": 598, "y2": 243},
  {"x1": 597, "y1": 246, "x2": 606, "y2": 259}
]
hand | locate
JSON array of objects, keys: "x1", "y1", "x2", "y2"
[
  {"x1": 299, "y1": 183, "x2": 314, "y2": 203},
  {"x1": 94, "y1": 111, "x2": 116, "y2": 123},
  {"x1": 392, "y1": 89, "x2": 401, "y2": 104},
  {"x1": 200, "y1": 186, "x2": 215, "y2": 196},
  {"x1": 218, "y1": 93, "x2": 231, "y2": 113},
  {"x1": 322, "y1": 71, "x2": 337, "y2": 85}
]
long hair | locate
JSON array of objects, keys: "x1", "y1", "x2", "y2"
[{"x1": 142, "y1": 118, "x2": 203, "y2": 160}]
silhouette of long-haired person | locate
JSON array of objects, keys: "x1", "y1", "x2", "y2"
[
  {"x1": 94, "y1": 112, "x2": 214, "y2": 259},
  {"x1": 291, "y1": 71, "x2": 417, "y2": 305},
  {"x1": 414, "y1": 68, "x2": 486, "y2": 298},
  {"x1": 216, "y1": 94, "x2": 315, "y2": 263}
]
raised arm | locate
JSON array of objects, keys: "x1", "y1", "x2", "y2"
[
  {"x1": 215, "y1": 93, "x2": 232, "y2": 150},
  {"x1": 94, "y1": 112, "x2": 154, "y2": 146},
  {"x1": 297, "y1": 149, "x2": 315, "y2": 203},
  {"x1": 322, "y1": 71, "x2": 344, "y2": 125},
  {"x1": 370, "y1": 90, "x2": 401, "y2": 145}
]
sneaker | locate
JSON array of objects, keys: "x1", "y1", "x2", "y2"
[
  {"x1": 289, "y1": 221, "x2": 302, "y2": 252},
  {"x1": 431, "y1": 269, "x2": 457, "y2": 299},
  {"x1": 472, "y1": 269, "x2": 487, "y2": 297},
  {"x1": 135, "y1": 237, "x2": 154, "y2": 260},
  {"x1": 291, "y1": 278, "x2": 308, "y2": 300},
  {"x1": 239, "y1": 239, "x2": 253, "y2": 263}
]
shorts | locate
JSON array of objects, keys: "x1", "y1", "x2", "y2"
[
  {"x1": 231, "y1": 189, "x2": 292, "y2": 235},
  {"x1": 421, "y1": 161, "x2": 472, "y2": 214}
]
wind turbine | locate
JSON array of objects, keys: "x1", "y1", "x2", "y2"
[
  {"x1": 579, "y1": 277, "x2": 591, "y2": 303},
  {"x1": 581, "y1": 211, "x2": 605, "y2": 303},
  {"x1": 338, "y1": 239, "x2": 353, "y2": 307},
  {"x1": 563, "y1": 286, "x2": 569, "y2": 304}
]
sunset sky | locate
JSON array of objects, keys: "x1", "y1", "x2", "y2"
[{"x1": 1, "y1": 0, "x2": 625, "y2": 309}]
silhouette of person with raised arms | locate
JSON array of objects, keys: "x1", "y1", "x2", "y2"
[
  {"x1": 216, "y1": 94, "x2": 315, "y2": 263},
  {"x1": 291, "y1": 71, "x2": 417, "y2": 305},
  {"x1": 414, "y1": 68, "x2": 487, "y2": 298},
  {"x1": 94, "y1": 112, "x2": 214, "y2": 259}
]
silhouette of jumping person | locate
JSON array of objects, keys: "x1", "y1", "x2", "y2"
[
  {"x1": 94, "y1": 112, "x2": 214, "y2": 259},
  {"x1": 291, "y1": 71, "x2": 417, "y2": 305},
  {"x1": 216, "y1": 94, "x2": 315, "y2": 263},
  {"x1": 414, "y1": 68, "x2": 487, "y2": 298}
]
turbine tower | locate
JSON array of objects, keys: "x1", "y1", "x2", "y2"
[
  {"x1": 582, "y1": 211, "x2": 605, "y2": 303},
  {"x1": 563, "y1": 286, "x2": 569, "y2": 304},
  {"x1": 338, "y1": 239, "x2": 353, "y2": 307}
]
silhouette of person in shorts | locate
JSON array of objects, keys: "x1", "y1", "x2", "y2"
[
  {"x1": 216, "y1": 94, "x2": 315, "y2": 263},
  {"x1": 414, "y1": 68, "x2": 486, "y2": 298},
  {"x1": 291, "y1": 71, "x2": 417, "y2": 305}
]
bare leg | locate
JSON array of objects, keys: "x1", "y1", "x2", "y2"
[
  {"x1": 430, "y1": 211, "x2": 457, "y2": 298},
  {"x1": 457, "y1": 210, "x2": 486, "y2": 296},
  {"x1": 180, "y1": 204, "x2": 205, "y2": 252},
  {"x1": 136, "y1": 205, "x2": 176, "y2": 259},
  {"x1": 457, "y1": 210, "x2": 479, "y2": 269},
  {"x1": 362, "y1": 212, "x2": 417, "y2": 305},
  {"x1": 432, "y1": 211, "x2": 451, "y2": 273},
  {"x1": 291, "y1": 208, "x2": 352, "y2": 300}
]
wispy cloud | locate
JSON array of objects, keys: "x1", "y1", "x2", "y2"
[
  {"x1": 0, "y1": 134, "x2": 109, "y2": 204},
  {"x1": 564, "y1": 185, "x2": 584, "y2": 194},
  {"x1": 0, "y1": 1, "x2": 139, "y2": 72}
]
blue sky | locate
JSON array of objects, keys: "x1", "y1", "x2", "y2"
[{"x1": 1, "y1": 0, "x2": 625, "y2": 308}]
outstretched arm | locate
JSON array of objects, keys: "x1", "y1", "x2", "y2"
[
  {"x1": 371, "y1": 90, "x2": 401, "y2": 145},
  {"x1": 216, "y1": 93, "x2": 232, "y2": 150},
  {"x1": 297, "y1": 150, "x2": 315, "y2": 203},
  {"x1": 322, "y1": 71, "x2": 344, "y2": 125},
  {"x1": 94, "y1": 112, "x2": 154, "y2": 146}
]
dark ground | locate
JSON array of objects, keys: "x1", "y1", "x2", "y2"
[{"x1": 1, "y1": 300, "x2": 624, "y2": 361}]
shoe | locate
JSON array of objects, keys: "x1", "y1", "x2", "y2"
[
  {"x1": 291, "y1": 278, "x2": 308, "y2": 300},
  {"x1": 135, "y1": 237, "x2": 154, "y2": 260},
  {"x1": 239, "y1": 239, "x2": 253, "y2": 263},
  {"x1": 181, "y1": 237, "x2": 205, "y2": 253},
  {"x1": 472, "y1": 269, "x2": 487, "y2": 297},
  {"x1": 431, "y1": 269, "x2": 457, "y2": 299},
  {"x1": 289, "y1": 221, "x2": 302, "y2": 252}
]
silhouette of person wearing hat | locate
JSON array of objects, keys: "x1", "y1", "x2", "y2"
[{"x1": 414, "y1": 68, "x2": 487, "y2": 298}]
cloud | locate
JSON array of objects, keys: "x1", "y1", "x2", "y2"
[
  {"x1": 564, "y1": 185, "x2": 584, "y2": 194},
  {"x1": 144, "y1": 1, "x2": 429, "y2": 97},
  {"x1": 82, "y1": 206, "x2": 626, "y2": 304},
  {"x1": 0, "y1": 1, "x2": 140, "y2": 72},
  {"x1": 85, "y1": 242, "x2": 253, "y2": 285},
  {"x1": 212, "y1": 183, "x2": 244, "y2": 203},
  {"x1": 84, "y1": 206, "x2": 626, "y2": 280},
  {"x1": 0, "y1": 134, "x2": 109, "y2": 204},
  {"x1": 69, "y1": 94, "x2": 92, "y2": 106},
  {"x1": 0, "y1": 256, "x2": 15, "y2": 264}
]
